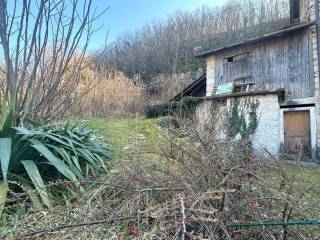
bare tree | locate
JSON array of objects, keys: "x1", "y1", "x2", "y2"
[
  {"x1": 0, "y1": 0, "x2": 106, "y2": 120},
  {"x1": 96, "y1": 0, "x2": 289, "y2": 94}
]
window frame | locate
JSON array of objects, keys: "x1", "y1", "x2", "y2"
[
  {"x1": 224, "y1": 51, "x2": 251, "y2": 64},
  {"x1": 233, "y1": 75, "x2": 255, "y2": 93}
]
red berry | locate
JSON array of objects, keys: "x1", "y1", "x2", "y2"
[
  {"x1": 250, "y1": 198, "x2": 258, "y2": 208},
  {"x1": 128, "y1": 226, "x2": 139, "y2": 236},
  {"x1": 178, "y1": 216, "x2": 184, "y2": 223},
  {"x1": 176, "y1": 180, "x2": 182, "y2": 186},
  {"x1": 63, "y1": 180, "x2": 69, "y2": 187}
]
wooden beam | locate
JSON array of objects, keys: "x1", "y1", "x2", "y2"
[{"x1": 196, "y1": 21, "x2": 316, "y2": 58}]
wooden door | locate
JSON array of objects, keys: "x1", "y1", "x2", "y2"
[{"x1": 284, "y1": 111, "x2": 311, "y2": 161}]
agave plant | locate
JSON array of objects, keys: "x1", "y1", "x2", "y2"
[{"x1": 0, "y1": 94, "x2": 111, "y2": 211}]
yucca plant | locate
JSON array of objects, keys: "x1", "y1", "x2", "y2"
[{"x1": 0, "y1": 93, "x2": 111, "y2": 211}]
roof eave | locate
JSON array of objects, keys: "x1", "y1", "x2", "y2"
[
  {"x1": 196, "y1": 21, "x2": 317, "y2": 58},
  {"x1": 172, "y1": 74, "x2": 206, "y2": 101},
  {"x1": 200, "y1": 88, "x2": 285, "y2": 100}
]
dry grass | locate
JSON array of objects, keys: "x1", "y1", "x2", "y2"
[
  {"x1": 71, "y1": 68, "x2": 147, "y2": 117},
  {"x1": 67, "y1": 61, "x2": 197, "y2": 117},
  {"x1": 3, "y1": 116, "x2": 320, "y2": 240},
  {"x1": 71, "y1": 66, "x2": 197, "y2": 117}
]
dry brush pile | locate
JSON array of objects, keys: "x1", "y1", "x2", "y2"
[{"x1": 4, "y1": 116, "x2": 320, "y2": 240}]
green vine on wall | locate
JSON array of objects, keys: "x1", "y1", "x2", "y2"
[
  {"x1": 228, "y1": 97, "x2": 259, "y2": 139},
  {"x1": 146, "y1": 96, "x2": 260, "y2": 140}
]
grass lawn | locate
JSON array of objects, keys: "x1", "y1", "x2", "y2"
[
  {"x1": 73, "y1": 116, "x2": 166, "y2": 157},
  {"x1": 0, "y1": 116, "x2": 166, "y2": 237}
]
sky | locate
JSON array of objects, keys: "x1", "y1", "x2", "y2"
[
  {"x1": 2, "y1": 0, "x2": 228, "y2": 55},
  {"x1": 90, "y1": 0, "x2": 228, "y2": 51}
]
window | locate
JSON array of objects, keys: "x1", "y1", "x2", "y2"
[
  {"x1": 213, "y1": 76, "x2": 254, "y2": 95},
  {"x1": 224, "y1": 52, "x2": 250, "y2": 64},
  {"x1": 227, "y1": 56, "x2": 234, "y2": 63},
  {"x1": 233, "y1": 76, "x2": 254, "y2": 93}
]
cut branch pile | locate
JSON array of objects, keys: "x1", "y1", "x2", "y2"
[{"x1": 3, "y1": 117, "x2": 320, "y2": 239}]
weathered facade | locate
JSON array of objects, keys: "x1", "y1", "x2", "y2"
[{"x1": 194, "y1": 0, "x2": 320, "y2": 162}]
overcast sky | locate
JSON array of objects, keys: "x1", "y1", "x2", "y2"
[{"x1": 90, "y1": 0, "x2": 228, "y2": 51}]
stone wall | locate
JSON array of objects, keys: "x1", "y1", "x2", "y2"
[
  {"x1": 196, "y1": 94, "x2": 281, "y2": 157},
  {"x1": 299, "y1": 0, "x2": 317, "y2": 21},
  {"x1": 308, "y1": 0, "x2": 320, "y2": 159},
  {"x1": 311, "y1": 24, "x2": 320, "y2": 157},
  {"x1": 195, "y1": 99, "x2": 228, "y2": 140},
  {"x1": 246, "y1": 94, "x2": 281, "y2": 157}
]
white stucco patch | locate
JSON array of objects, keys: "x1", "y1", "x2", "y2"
[
  {"x1": 196, "y1": 94, "x2": 281, "y2": 157},
  {"x1": 195, "y1": 100, "x2": 228, "y2": 139},
  {"x1": 250, "y1": 94, "x2": 281, "y2": 157},
  {"x1": 206, "y1": 56, "x2": 216, "y2": 97},
  {"x1": 225, "y1": 94, "x2": 281, "y2": 157},
  {"x1": 195, "y1": 100, "x2": 213, "y2": 127}
]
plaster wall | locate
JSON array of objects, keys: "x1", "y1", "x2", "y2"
[
  {"x1": 206, "y1": 56, "x2": 216, "y2": 97},
  {"x1": 228, "y1": 94, "x2": 281, "y2": 157},
  {"x1": 196, "y1": 94, "x2": 281, "y2": 157}
]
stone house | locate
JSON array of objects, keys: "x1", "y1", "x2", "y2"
[{"x1": 175, "y1": 0, "x2": 320, "y2": 162}]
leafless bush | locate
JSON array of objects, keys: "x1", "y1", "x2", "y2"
[
  {"x1": 0, "y1": 0, "x2": 105, "y2": 121},
  {"x1": 4, "y1": 114, "x2": 320, "y2": 239},
  {"x1": 146, "y1": 73, "x2": 195, "y2": 105}
]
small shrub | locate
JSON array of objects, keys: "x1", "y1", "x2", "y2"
[{"x1": 0, "y1": 113, "x2": 112, "y2": 209}]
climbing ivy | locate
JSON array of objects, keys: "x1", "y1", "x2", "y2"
[
  {"x1": 227, "y1": 97, "x2": 260, "y2": 139},
  {"x1": 146, "y1": 96, "x2": 260, "y2": 140}
]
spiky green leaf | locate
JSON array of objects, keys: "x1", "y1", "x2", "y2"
[
  {"x1": 31, "y1": 143, "x2": 78, "y2": 182},
  {"x1": 0, "y1": 138, "x2": 11, "y2": 184},
  {"x1": 0, "y1": 109, "x2": 14, "y2": 137},
  {"x1": 21, "y1": 160, "x2": 51, "y2": 208}
]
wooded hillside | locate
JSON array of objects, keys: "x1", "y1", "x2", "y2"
[{"x1": 95, "y1": 0, "x2": 289, "y2": 101}]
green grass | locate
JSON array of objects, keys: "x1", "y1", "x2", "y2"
[
  {"x1": 0, "y1": 117, "x2": 166, "y2": 237},
  {"x1": 75, "y1": 117, "x2": 320, "y2": 178},
  {"x1": 74, "y1": 116, "x2": 165, "y2": 157},
  {"x1": 289, "y1": 164, "x2": 320, "y2": 181},
  {"x1": 79, "y1": 117, "x2": 320, "y2": 235}
]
